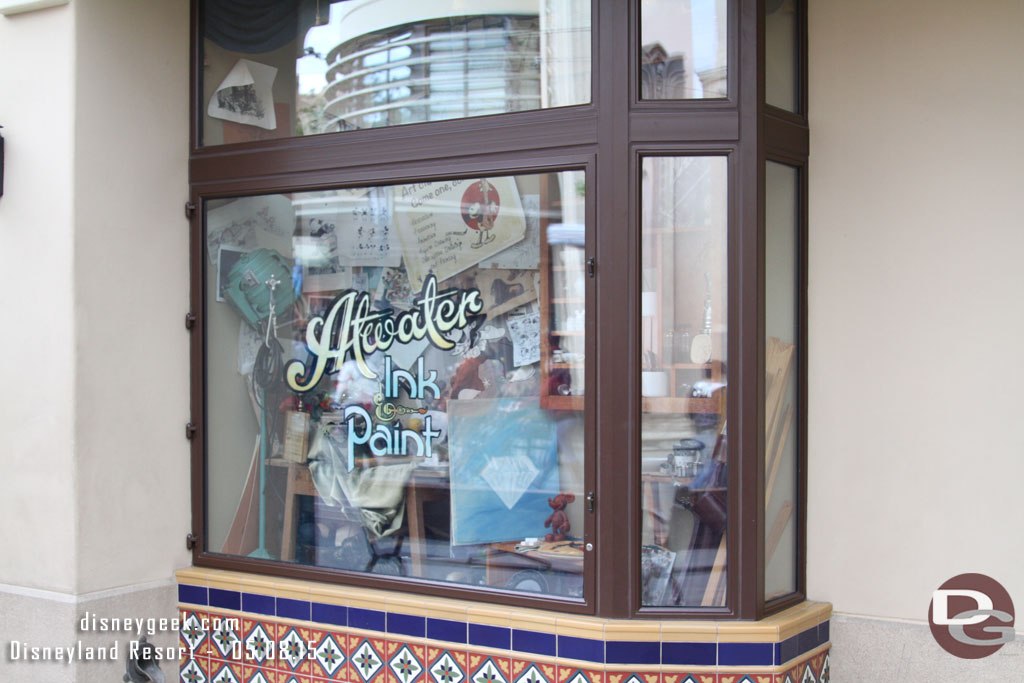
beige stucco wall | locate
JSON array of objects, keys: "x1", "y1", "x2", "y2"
[
  {"x1": 0, "y1": 3, "x2": 78, "y2": 594},
  {"x1": 71, "y1": 0, "x2": 191, "y2": 594},
  {"x1": 807, "y1": 0, "x2": 1024, "y2": 623}
]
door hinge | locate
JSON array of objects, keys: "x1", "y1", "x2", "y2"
[
  {"x1": 185, "y1": 422, "x2": 197, "y2": 440},
  {"x1": 586, "y1": 257, "x2": 596, "y2": 278},
  {"x1": 184, "y1": 201, "x2": 196, "y2": 219},
  {"x1": 185, "y1": 533, "x2": 199, "y2": 551},
  {"x1": 586, "y1": 491, "x2": 596, "y2": 513},
  {"x1": 185, "y1": 312, "x2": 197, "y2": 330}
]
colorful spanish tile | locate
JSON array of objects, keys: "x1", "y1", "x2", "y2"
[
  {"x1": 556, "y1": 665, "x2": 604, "y2": 683},
  {"x1": 388, "y1": 642, "x2": 427, "y2": 683},
  {"x1": 469, "y1": 654, "x2": 512, "y2": 683},
  {"x1": 181, "y1": 656, "x2": 210, "y2": 683},
  {"x1": 427, "y1": 646, "x2": 467, "y2": 683},
  {"x1": 511, "y1": 659, "x2": 555, "y2": 683},
  {"x1": 310, "y1": 629, "x2": 347, "y2": 679},
  {"x1": 351, "y1": 636, "x2": 388, "y2": 683},
  {"x1": 663, "y1": 675, "x2": 714, "y2": 683}
]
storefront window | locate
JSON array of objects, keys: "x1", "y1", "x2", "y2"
[
  {"x1": 639, "y1": 0, "x2": 728, "y2": 99},
  {"x1": 764, "y1": 161, "x2": 799, "y2": 600},
  {"x1": 200, "y1": 0, "x2": 591, "y2": 145},
  {"x1": 204, "y1": 170, "x2": 587, "y2": 599},
  {"x1": 765, "y1": 0, "x2": 799, "y2": 112},
  {"x1": 639, "y1": 156, "x2": 728, "y2": 607}
]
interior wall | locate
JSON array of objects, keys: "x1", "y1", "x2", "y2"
[
  {"x1": 808, "y1": 0, "x2": 1024, "y2": 622},
  {"x1": 72, "y1": 0, "x2": 191, "y2": 593},
  {"x1": 0, "y1": 3, "x2": 78, "y2": 593}
]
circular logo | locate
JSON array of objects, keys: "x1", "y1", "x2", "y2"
[
  {"x1": 928, "y1": 573, "x2": 1015, "y2": 658},
  {"x1": 460, "y1": 179, "x2": 500, "y2": 231}
]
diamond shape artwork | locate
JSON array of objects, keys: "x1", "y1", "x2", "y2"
[
  {"x1": 480, "y1": 454, "x2": 539, "y2": 509},
  {"x1": 800, "y1": 665, "x2": 816, "y2": 683},
  {"x1": 352, "y1": 639, "x2": 385, "y2": 682},
  {"x1": 314, "y1": 633, "x2": 346, "y2": 678},
  {"x1": 210, "y1": 662, "x2": 241, "y2": 683},
  {"x1": 429, "y1": 651, "x2": 465, "y2": 683},
  {"x1": 514, "y1": 665, "x2": 549, "y2": 683},
  {"x1": 278, "y1": 627, "x2": 308, "y2": 670},
  {"x1": 389, "y1": 644, "x2": 425, "y2": 683},
  {"x1": 243, "y1": 623, "x2": 273, "y2": 665},
  {"x1": 180, "y1": 658, "x2": 207, "y2": 683},
  {"x1": 210, "y1": 619, "x2": 241, "y2": 659},
  {"x1": 180, "y1": 613, "x2": 208, "y2": 652},
  {"x1": 472, "y1": 657, "x2": 508, "y2": 683}
]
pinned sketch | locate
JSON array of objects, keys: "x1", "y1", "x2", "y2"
[
  {"x1": 484, "y1": 194, "x2": 540, "y2": 270},
  {"x1": 237, "y1": 321, "x2": 262, "y2": 375},
  {"x1": 445, "y1": 267, "x2": 536, "y2": 319},
  {"x1": 394, "y1": 177, "x2": 526, "y2": 290},
  {"x1": 448, "y1": 398, "x2": 560, "y2": 545},
  {"x1": 208, "y1": 59, "x2": 278, "y2": 130},
  {"x1": 375, "y1": 266, "x2": 413, "y2": 308},
  {"x1": 507, "y1": 311, "x2": 541, "y2": 367},
  {"x1": 294, "y1": 187, "x2": 400, "y2": 267},
  {"x1": 207, "y1": 194, "x2": 294, "y2": 265}
]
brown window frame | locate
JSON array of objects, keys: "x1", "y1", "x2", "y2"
[{"x1": 187, "y1": 0, "x2": 809, "y2": 620}]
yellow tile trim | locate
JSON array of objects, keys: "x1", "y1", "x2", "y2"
[{"x1": 175, "y1": 568, "x2": 830, "y2": 645}]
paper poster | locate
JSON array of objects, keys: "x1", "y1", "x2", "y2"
[
  {"x1": 206, "y1": 194, "x2": 294, "y2": 265},
  {"x1": 483, "y1": 194, "x2": 540, "y2": 270},
  {"x1": 208, "y1": 59, "x2": 278, "y2": 130},
  {"x1": 394, "y1": 177, "x2": 526, "y2": 290},
  {"x1": 375, "y1": 266, "x2": 414, "y2": 308},
  {"x1": 444, "y1": 267, "x2": 537, "y2": 319},
  {"x1": 506, "y1": 311, "x2": 541, "y2": 367},
  {"x1": 448, "y1": 398, "x2": 560, "y2": 545},
  {"x1": 293, "y1": 187, "x2": 400, "y2": 267},
  {"x1": 217, "y1": 246, "x2": 250, "y2": 303}
]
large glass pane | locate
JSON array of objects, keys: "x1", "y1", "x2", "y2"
[
  {"x1": 639, "y1": 157, "x2": 728, "y2": 607},
  {"x1": 765, "y1": 0, "x2": 799, "y2": 111},
  {"x1": 640, "y1": 0, "x2": 728, "y2": 100},
  {"x1": 204, "y1": 171, "x2": 588, "y2": 599},
  {"x1": 200, "y1": 1, "x2": 591, "y2": 145},
  {"x1": 764, "y1": 161, "x2": 799, "y2": 599}
]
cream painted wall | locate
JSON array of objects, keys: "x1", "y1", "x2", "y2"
[
  {"x1": 72, "y1": 0, "x2": 191, "y2": 593},
  {"x1": 0, "y1": 4, "x2": 78, "y2": 593},
  {"x1": 808, "y1": 0, "x2": 1024, "y2": 622}
]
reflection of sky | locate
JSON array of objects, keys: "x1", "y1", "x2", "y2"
[
  {"x1": 298, "y1": 3, "x2": 344, "y2": 94},
  {"x1": 690, "y1": 0, "x2": 718, "y2": 74}
]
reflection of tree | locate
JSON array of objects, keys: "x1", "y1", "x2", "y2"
[
  {"x1": 640, "y1": 43, "x2": 687, "y2": 99},
  {"x1": 296, "y1": 90, "x2": 329, "y2": 136}
]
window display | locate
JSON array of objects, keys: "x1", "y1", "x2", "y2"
[{"x1": 204, "y1": 170, "x2": 587, "y2": 599}]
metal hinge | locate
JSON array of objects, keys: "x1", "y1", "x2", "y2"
[
  {"x1": 586, "y1": 491, "x2": 596, "y2": 513},
  {"x1": 185, "y1": 422, "x2": 197, "y2": 440},
  {"x1": 185, "y1": 312, "x2": 197, "y2": 330},
  {"x1": 184, "y1": 201, "x2": 196, "y2": 219},
  {"x1": 587, "y1": 257, "x2": 596, "y2": 278},
  {"x1": 185, "y1": 533, "x2": 198, "y2": 551}
]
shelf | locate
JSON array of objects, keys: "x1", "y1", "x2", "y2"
[
  {"x1": 541, "y1": 394, "x2": 583, "y2": 411},
  {"x1": 551, "y1": 330, "x2": 584, "y2": 336},
  {"x1": 552, "y1": 297, "x2": 584, "y2": 304},
  {"x1": 642, "y1": 396, "x2": 720, "y2": 414}
]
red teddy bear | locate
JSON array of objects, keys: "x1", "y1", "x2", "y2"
[{"x1": 543, "y1": 493, "x2": 576, "y2": 542}]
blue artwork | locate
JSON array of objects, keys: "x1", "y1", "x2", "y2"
[{"x1": 448, "y1": 398, "x2": 560, "y2": 545}]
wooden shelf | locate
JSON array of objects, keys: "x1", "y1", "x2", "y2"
[
  {"x1": 642, "y1": 396, "x2": 720, "y2": 414},
  {"x1": 551, "y1": 330, "x2": 584, "y2": 336},
  {"x1": 541, "y1": 394, "x2": 583, "y2": 411}
]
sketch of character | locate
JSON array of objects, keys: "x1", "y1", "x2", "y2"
[
  {"x1": 461, "y1": 179, "x2": 500, "y2": 248},
  {"x1": 216, "y1": 85, "x2": 265, "y2": 119}
]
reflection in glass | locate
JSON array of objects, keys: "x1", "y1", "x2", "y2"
[
  {"x1": 204, "y1": 171, "x2": 587, "y2": 599},
  {"x1": 766, "y1": 0, "x2": 799, "y2": 111},
  {"x1": 640, "y1": 0, "x2": 727, "y2": 99},
  {"x1": 201, "y1": 0, "x2": 591, "y2": 145},
  {"x1": 639, "y1": 157, "x2": 728, "y2": 607},
  {"x1": 764, "y1": 162, "x2": 799, "y2": 599}
]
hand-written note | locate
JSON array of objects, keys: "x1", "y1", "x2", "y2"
[{"x1": 394, "y1": 177, "x2": 526, "y2": 290}]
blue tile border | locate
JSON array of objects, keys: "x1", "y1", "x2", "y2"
[
  {"x1": 605, "y1": 640, "x2": 659, "y2": 665},
  {"x1": 208, "y1": 588, "x2": 240, "y2": 612},
  {"x1": 512, "y1": 629, "x2": 556, "y2": 657},
  {"x1": 662, "y1": 641, "x2": 716, "y2": 667},
  {"x1": 242, "y1": 592, "x2": 275, "y2": 617},
  {"x1": 718, "y1": 642, "x2": 775, "y2": 667},
  {"x1": 557, "y1": 635, "x2": 604, "y2": 663},
  {"x1": 312, "y1": 602, "x2": 347, "y2": 628},
  {"x1": 388, "y1": 612, "x2": 426, "y2": 638},
  {"x1": 178, "y1": 584, "x2": 207, "y2": 606},
  {"x1": 349, "y1": 607, "x2": 386, "y2": 632},
  {"x1": 428, "y1": 617, "x2": 467, "y2": 644},
  {"x1": 277, "y1": 597, "x2": 311, "y2": 622},
  {"x1": 468, "y1": 624, "x2": 510, "y2": 650},
  {"x1": 178, "y1": 579, "x2": 831, "y2": 667}
]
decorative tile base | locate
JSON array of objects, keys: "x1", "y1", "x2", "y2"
[{"x1": 176, "y1": 569, "x2": 831, "y2": 683}]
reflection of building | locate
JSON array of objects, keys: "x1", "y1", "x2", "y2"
[{"x1": 323, "y1": 13, "x2": 542, "y2": 130}]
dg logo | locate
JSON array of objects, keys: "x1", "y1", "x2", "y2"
[{"x1": 929, "y1": 573, "x2": 1015, "y2": 659}]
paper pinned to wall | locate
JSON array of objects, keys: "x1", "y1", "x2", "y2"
[
  {"x1": 207, "y1": 194, "x2": 295, "y2": 265},
  {"x1": 294, "y1": 187, "x2": 400, "y2": 267},
  {"x1": 506, "y1": 310, "x2": 541, "y2": 367},
  {"x1": 483, "y1": 193, "x2": 541, "y2": 270},
  {"x1": 394, "y1": 177, "x2": 526, "y2": 290},
  {"x1": 208, "y1": 59, "x2": 278, "y2": 130}
]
